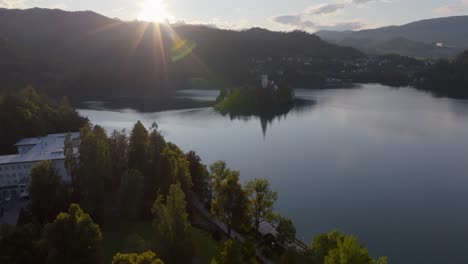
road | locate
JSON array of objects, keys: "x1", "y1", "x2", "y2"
[{"x1": 190, "y1": 194, "x2": 273, "y2": 264}]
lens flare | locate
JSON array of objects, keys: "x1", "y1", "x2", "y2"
[{"x1": 137, "y1": 0, "x2": 168, "y2": 23}]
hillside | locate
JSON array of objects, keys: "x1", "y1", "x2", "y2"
[
  {"x1": 316, "y1": 16, "x2": 468, "y2": 58},
  {"x1": 0, "y1": 8, "x2": 363, "y2": 99},
  {"x1": 415, "y1": 50, "x2": 468, "y2": 98}
]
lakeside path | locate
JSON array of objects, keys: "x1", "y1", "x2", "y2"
[{"x1": 190, "y1": 193, "x2": 273, "y2": 264}]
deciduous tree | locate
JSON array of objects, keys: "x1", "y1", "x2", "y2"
[
  {"x1": 186, "y1": 151, "x2": 210, "y2": 203},
  {"x1": 78, "y1": 124, "x2": 112, "y2": 223},
  {"x1": 112, "y1": 251, "x2": 164, "y2": 264},
  {"x1": 152, "y1": 183, "x2": 193, "y2": 263},
  {"x1": 276, "y1": 216, "x2": 296, "y2": 245},
  {"x1": 211, "y1": 162, "x2": 250, "y2": 236},
  {"x1": 29, "y1": 160, "x2": 68, "y2": 225},
  {"x1": 64, "y1": 132, "x2": 78, "y2": 199},
  {"x1": 212, "y1": 240, "x2": 258, "y2": 264},
  {"x1": 43, "y1": 204, "x2": 102, "y2": 264},
  {"x1": 244, "y1": 178, "x2": 278, "y2": 231}
]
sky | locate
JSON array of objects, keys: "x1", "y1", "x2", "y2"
[{"x1": 1, "y1": 0, "x2": 467, "y2": 32}]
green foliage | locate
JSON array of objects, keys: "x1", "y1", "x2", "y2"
[
  {"x1": 112, "y1": 251, "x2": 164, "y2": 264},
  {"x1": 417, "y1": 50, "x2": 468, "y2": 98},
  {"x1": 43, "y1": 204, "x2": 102, "y2": 264},
  {"x1": 245, "y1": 178, "x2": 278, "y2": 231},
  {"x1": 309, "y1": 230, "x2": 346, "y2": 264},
  {"x1": 275, "y1": 216, "x2": 296, "y2": 245},
  {"x1": 211, "y1": 161, "x2": 250, "y2": 235},
  {"x1": 142, "y1": 124, "x2": 167, "y2": 218},
  {"x1": 123, "y1": 233, "x2": 149, "y2": 254},
  {"x1": 128, "y1": 121, "x2": 149, "y2": 173},
  {"x1": 214, "y1": 86, "x2": 295, "y2": 118},
  {"x1": 211, "y1": 240, "x2": 258, "y2": 264},
  {"x1": 78, "y1": 124, "x2": 112, "y2": 223},
  {"x1": 324, "y1": 236, "x2": 372, "y2": 264},
  {"x1": 110, "y1": 129, "x2": 129, "y2": 196},
  {"x1": 278, "y1": 249, "x2": 311, "y2": 264},
  {"x1": 29, "y1": 160, "x2": 69, "y2": 225},
  {"x1": 64, "y1": 132, "x2": 79, "y2": 199},
  {"x1": 309, "y1": 230, "x2": 386, "y2": 264},
  {"x1": 372, "y1": 257, "x2": 388, "y2": 264},
  {"x1": 0, "y1": 87, "x2": 88, "y2": 154},
  {"x1": 152, "y1": 183, "x2": 194, "y2": 263},
  {"x1": 0, "y1": 223, "x2": 45, "y2": 264},
  {"x1": 119, "y1": 170, "x2": 145, "y2": 220},
  {"x1": 160, "y1": 143, "x2": 192, "y2": 196},
  {"x1": 190, "y1": 228, "x2": 221, "y2": 263},
  {"x1": 186, "y1": 151, "x2": 211, "y2": 203}
]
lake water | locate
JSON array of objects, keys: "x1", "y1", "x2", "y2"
[{"x1": 78, "y1": 84, "x2": 468, "y2": 264}]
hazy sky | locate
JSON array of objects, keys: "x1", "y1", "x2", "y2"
[{"x1": 1, "y1": 0, "x2": 467, "y2": 31}]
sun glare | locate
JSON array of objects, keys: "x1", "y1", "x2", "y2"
[{"x1": 137, "y1": 0, "x2": 169, "y2": 23}]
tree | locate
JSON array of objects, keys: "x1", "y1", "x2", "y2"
[
  {"x1": 210, "y1": 161, "x2": 229, "y2": 181},
  {"x1": 276, "y1": 216, "x2": 296, "y2": 245},
  {"x1": 244, "y1": 178, "x2": 278, "y2": 231},
  {"x1": 119, "y1": 170, "x2": 144, "y2": 220},
  {"x1": 43, "y1": 204, "x2": 102, "y2": 264},
  {"x1": 186, "y1": 151, "x2": 210, "y2": 203},
  {"x1": 78, "y1": 124, "x2": 112, "y2": 223},
  {"x1": 110, "y1": 129, "x2": 129, "y2": 194},
  {"x1": 309, "y1": 230, "x2": 345, "y2": 264},
  {"x1": 212, "y1": 240, "x2": 258, "y2": 264},
  {"x1": 124, "y1": 234, "x2": 149, "y2": 254},
  {"x1": 211, "y1": 162, "x2": 250, "y2": 236},
  {"x1": 142, "y1": 123, "x2": 166, "y2": 218},
  {"x1": 309, "y1": 230, "x2": 387, "y2": 264},
  {"x1": 64, "y1": 132, "x2": 78, "y2": 200},
  {"x1": 324, "y1": 236, "x2": 372, "y2": 264},
  {"x1": 278, "y1": 249, "x2": 311, "y2": 264},
  {"x1": 152, "y1": 183, "x2": 194, "y2": 263},
  {"x1": 160, "y1": 143, "x2": 192, "y2": 196},
  {"x1": 0, "y1": 87, "x2": 87, "y2": 155},
  {"x1": 128, "y1": 121, "x2": 149, "y2": 173},
  {"x1": 0, "y1": 223, "x2": 45, "y2": 264},
  {"x1": 112, "y1": 251, "x2": 164, "y2": 264},
  {"x1": 29, "y1": 160, "x2": 68, "y2": 225}
]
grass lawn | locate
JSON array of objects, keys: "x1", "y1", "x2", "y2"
[
  {"x1": 191, "y1": 227, "x2": 220, "y2": 263},
  {"x1": 101, "y1": 220, "x2": 220, "y2": 263},
  {"x1": 100, "y1": 220, "x2": 154, "y2": 263}
]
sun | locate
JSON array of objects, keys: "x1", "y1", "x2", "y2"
[{"x1": 137, "y1": 0, "x2": 169, "y2": 23}]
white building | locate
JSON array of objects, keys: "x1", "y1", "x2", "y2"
[{"x1": 0, "y1": 133, "x2": 79, "y2": 197}]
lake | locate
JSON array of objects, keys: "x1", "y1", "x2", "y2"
[{"x1": 78, "y1": 84, "x2": 468, "y2": 264}]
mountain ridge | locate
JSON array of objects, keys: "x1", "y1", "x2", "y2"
[
  {"x1": 316, "y1": 16, "x2": 468, "y2": 58},
  {"x1": 0, "y1": 8, "x2": 363, "y2": 99}
]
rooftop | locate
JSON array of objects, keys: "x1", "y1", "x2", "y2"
[{"x1": 0, "y1": 133, "x2": 80, "y2": 165}]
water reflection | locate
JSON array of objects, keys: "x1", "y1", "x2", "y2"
[{"x1": 220, "y1": 99, "x2": 316, "y2": 136}]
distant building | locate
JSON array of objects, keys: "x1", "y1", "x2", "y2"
[{"x1": 0, "y1": 133, "x2": 79, "y2": 197}]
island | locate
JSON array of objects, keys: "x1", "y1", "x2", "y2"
[{"x1": 214, "y1": 75, "x2": 295, "y2": 117}]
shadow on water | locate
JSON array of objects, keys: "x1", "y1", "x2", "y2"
[
  {"x1": 220, "y1": 98, "x2": 316, "y2": 137},
  {"x1": 79, "y1": 96, "x2": 214, "y2": 113}
]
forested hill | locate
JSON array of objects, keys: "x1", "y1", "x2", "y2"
[
  {"x1": 316, "y1": 16, "x2": 468, "y2": 58},
  {"x1": 0, "y1": 8, "x2": 363, "y2": 99},
  {"x1": 415, "y1": 50, "x2": 468, "y2": 99}
]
